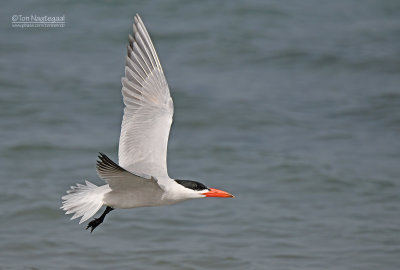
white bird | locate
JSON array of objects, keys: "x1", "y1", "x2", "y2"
[{"x1": 61, "y1": 14, "x2": 234, "y2": 232}]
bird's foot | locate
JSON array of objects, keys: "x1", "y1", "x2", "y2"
[
  {"x1": 86, "y1": 217, "x2": 104, "y2": 233},
  {"x1": 85, "y1": 206, "x2": 113, "y2": 233}
]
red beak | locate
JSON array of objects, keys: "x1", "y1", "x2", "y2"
[{"x1": 203, "y1": 188, "x2": 234, "y2": 198}]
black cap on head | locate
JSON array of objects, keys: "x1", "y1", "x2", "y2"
[{"x1": 175, "y1": 179, "x2": 209, "y2": 191}]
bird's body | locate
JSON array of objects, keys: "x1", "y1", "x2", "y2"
[{"x1": 61, "y1": 14, "x2": 233, "y2": 232}]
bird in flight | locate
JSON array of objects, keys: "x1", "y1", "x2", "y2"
[{"x1": 61, "y1": 14, "x2": 234, "y2": 233}]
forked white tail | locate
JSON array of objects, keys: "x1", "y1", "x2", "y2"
[{"x1": 61, "y1": 180, "x2": 109, "y2": 224}]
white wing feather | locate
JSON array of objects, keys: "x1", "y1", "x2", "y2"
[{"x1": 119, "y1": 14, "x2": 173, "y2": 179}]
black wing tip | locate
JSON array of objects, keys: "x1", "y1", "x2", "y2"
[
  {"x1": 96, "y1": 153, "x2": 120, "y2": 171},
  {"x1": 96, "y1": 152, "x2": 130, "y2": 180},
  {"x1": 97, "y1": 152, "x2": 111, "y2": 161},
  {"x1": 98, "y1": 152, "x2": 107, "y2": 160}
]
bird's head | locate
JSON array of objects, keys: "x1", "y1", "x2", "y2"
[{"x1": 175, "y1": 179, "x2": 234, "y2": 198}]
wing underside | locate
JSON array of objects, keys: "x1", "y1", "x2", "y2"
[{"x1": 118, "y1": 14, "x2": 173, "y2": 178}]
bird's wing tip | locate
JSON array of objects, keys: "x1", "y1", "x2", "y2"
[{"x1": 98, "y1": 152, "x2": 107, "y2": 160}]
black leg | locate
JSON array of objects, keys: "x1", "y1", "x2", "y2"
[{"x1": 86, "y1": 206, "x2": 114, "y2": 233}]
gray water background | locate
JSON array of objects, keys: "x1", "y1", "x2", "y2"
[{"x1": 1, "y1": 0, "x2": 400, "y2": 269}]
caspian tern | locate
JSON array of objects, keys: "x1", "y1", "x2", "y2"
[{"x1": 61, "y1": 14, "x2": 234, "y2": 232}]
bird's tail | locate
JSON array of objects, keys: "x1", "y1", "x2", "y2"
[{"x1": 61, "y1": 180, "x2": 109, "y2": 224}]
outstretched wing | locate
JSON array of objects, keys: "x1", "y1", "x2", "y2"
[
  {"x1": 119, "y1": 14, "x2": 173, "y2": 178},
  {"x1": 97, "y1": 153, "x2": 156, "y2": 189},
  {"x1": 97, "y1": 153, "x2": 164, "y2": 208}
]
